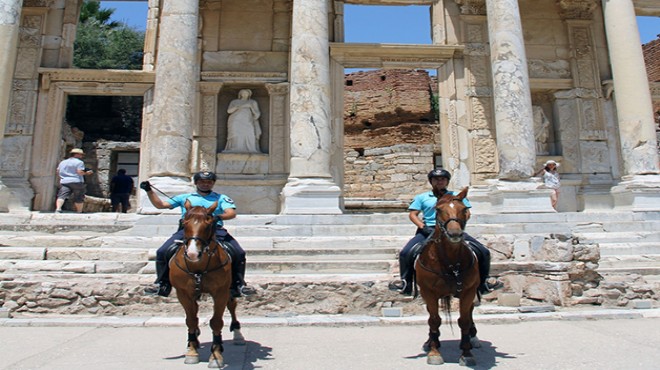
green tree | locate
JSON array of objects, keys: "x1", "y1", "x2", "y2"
[
  {"x1": 68, "y1": 1, "x2": 145, "y2": 142},
  {"x1": 73, "y1": 1, "x2": 144, "y2": 70}
]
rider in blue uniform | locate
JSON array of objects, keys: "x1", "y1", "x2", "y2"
[
  {"x1": 389, "y1": 169, "x2": 503, "y2": 296},
  {"x1": 141, "y1": 171, "x2": 254, "y2": 298}
]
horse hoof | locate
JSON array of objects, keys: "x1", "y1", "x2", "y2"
[
  {"x1": 470, "y1": 336, "x2": 481, "y2": 348},
  {"x1": 459, "y1": 355, "x2": 476, "y2": 366},
  {"x1": 233, "y1": 329, "x2": 246, "y2": 345},
  {"x1": 184, "y1": 355, "x2": 199, "y2": 365},
  {"x1": 427, "y1": 354, "x2": 444, "y2": 365},
  {"x1": 208, "y1": 358, "x2": 223, "y2": 368}
]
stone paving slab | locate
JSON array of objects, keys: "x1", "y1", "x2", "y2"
[{"x1": 2, "y1": 307, "x2": 658, "y2": 328}]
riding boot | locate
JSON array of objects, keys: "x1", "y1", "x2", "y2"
[
  {"x1": 230, "y1": 259, "x2": 255, "y2": 297},
  {"x1": 144, "y1": 259, "x2": 172, "y2": 297}
]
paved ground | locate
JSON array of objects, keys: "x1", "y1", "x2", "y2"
[{"x1": 1, "y1": 308, "x2": 659, "y2": 370}]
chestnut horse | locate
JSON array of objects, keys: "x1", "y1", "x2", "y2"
[
  {"x1": 415, "y1": 187, "x2": 481, "y2": 366},
  {"x1": 170, "y1": 200, "x2": 245, "y2": 367}
]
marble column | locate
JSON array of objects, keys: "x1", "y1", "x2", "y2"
[
  {"x1": 486, "y1": 0, "x2": 535, "y2": 180},
  {"x1": 0, "y1": 0, "x2": 23, "y2": 212},
  {"x1": 603, "y1": 0, "x2": 660, "y2": 211},
  {"x1": 281, "y1": 0, "x2": 340, "y2": 214},
  {"x1": 485, "y1": 0, "x2": 553, "y2": 212},
  {"x1": 139, "y1": 0, "x2": 199, "y2": 213},
  {"x1": 602, "y1": 0, "x2": 659, "y2": 176}
]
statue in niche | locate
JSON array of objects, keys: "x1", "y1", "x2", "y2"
[
  {"x1": 223, "y1": 89, "x2": 262, "y2": 153},
  {"x1": 533, "y1": 105, "x2": 551, "y2": 155}
]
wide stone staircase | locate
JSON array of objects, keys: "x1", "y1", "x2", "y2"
[{"x1": 0, "y1": 210, "x2": 658, "y2": 317}]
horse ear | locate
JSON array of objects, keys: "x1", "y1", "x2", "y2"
[
  {"x1": 207, "y1": 201, "x2": 218, "y2": 215},
  {"x1": 184, "y1": 199, "x2": 192, "y2": 211},
  {"x1": 458, "y1": 186, "x2": 469, "y2": 199}
]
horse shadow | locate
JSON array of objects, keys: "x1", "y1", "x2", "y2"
[
  {"x1": 404, "y1": 339, "x2": 515, "y2": 369},
  {"x1": 164, "y1": 339, "x2": 273, "y2": 369}
]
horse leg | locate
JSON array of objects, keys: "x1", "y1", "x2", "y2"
[
  {"x1": 178, "y1": 296, "x2": 201, "y2": 365},
  {"x1": 227, "y1": 297, "x2": 246, "y2": 345},
  {"x1": 468, "y1": 303, "x2": 481, "y2": 349},
  {"x1": 457, "y1": 298, "x2": 477, "y2": 366},
  {"x1": 207, "y1": 291, "x2": 230, "y2": 368},
  {"x1": 423, "y1": 297, "x2": 443, "y2": 365}
]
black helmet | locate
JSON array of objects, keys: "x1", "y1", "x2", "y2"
[
  {"x1": 193, "y1": 171, "x2": 217, "y2": 182},
  {"x1": 428, "y1": 169, "x2": 451, "y2": 182}
]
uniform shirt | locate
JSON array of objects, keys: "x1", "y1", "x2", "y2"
[
  {"x1": 57, "y1": 157, "x2": 84, "y2": 184},
  {"x1": 167, "y1": 192, "x2": 236, "y2": 227},
  {"x1": 408, "y1": 190, "x2": 472, "y2": 227}
]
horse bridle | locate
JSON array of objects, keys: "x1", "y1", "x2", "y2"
[
  {"x1": 432, "y1": 198, "x2": 467, "y2": 242},
  {"x1": 174, "y1": 216, "x2": 230, "y2": 298},
  {"x1": 421, "y1": 197, "x2": 474, "y2": 293}
]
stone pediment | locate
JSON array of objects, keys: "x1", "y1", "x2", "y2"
[{"x1": 330, "y1": 43, "x2": 463, "y2": 69}]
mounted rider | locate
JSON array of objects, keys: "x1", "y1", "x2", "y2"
[
  {"x1": 389, "y1": 169, "x2": 503, "y2": 296},
  {"x1": 141, "y1": 171, "x2": 254, "y2": 298}
]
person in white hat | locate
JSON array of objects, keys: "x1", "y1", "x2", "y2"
[
  {"x1": 535, "y1": 160, "x2": 560, "y2": 210},
  {"x1": 55, "y1": 148, "x2": 93, "y2": 213}
]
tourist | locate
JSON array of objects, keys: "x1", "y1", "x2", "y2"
[
  {"x1": 535, "y1": 160, "x2": 561, "y2": 210},
  {"x1": 110, "y1": 168, "x2": 134, "y2": 213},
  {"x1": 55, "y1": 148, "x2": 93, "y2": 213}
]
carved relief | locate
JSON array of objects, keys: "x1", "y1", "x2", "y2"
[
  {"x1": 454, "y1": 0, "x2": 486, "y2": 15},
  {"x1": 470, "y1": 97, "x2": 491, "y2": 130},
  {"x1": 572, "y1": 28, "x2": 592, "y2": 59},
  {"x1": 0, "y1": 136, "x2": 31, "y2": 178},
  {"x1": 556, "y1": 0, "x2": 598, "y2": 20},
  {"x1": 533, "y1": 106, "x2": 551, "y2": 155},
  {"x1": 528, "y1": 59, "x2": 571, "y2": 79}
]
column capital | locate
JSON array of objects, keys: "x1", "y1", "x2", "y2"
[
  {"x1": 556, "y1": 0, "x2": 598, "y2": 20},
  {"x1": 455, "y1": 0, "x2": 486, "y2": 15}
]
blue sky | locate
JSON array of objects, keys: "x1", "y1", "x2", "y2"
[{"x1": 101, "y1": 2, "x2": 658, "y2": 44}]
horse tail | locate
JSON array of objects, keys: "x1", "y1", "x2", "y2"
[{"x1": 440, "y1": 296, "x2": 453, "y2": 328}]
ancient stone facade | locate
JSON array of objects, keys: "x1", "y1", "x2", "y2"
[{"x1": 0, "y1": 0, "x2": 659, "y2": 214}]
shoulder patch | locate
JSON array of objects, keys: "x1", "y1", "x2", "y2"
[{"x1": 224, "y1": 197, "x2": 235, "y2": 204}]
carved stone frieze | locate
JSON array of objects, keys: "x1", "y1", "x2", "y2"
[
  {"x1": 528, "y1": 59, "x2": 571, "y2": 79},
  {"x1": 23, "y1": 0, "x2": 55, "y2": 7},
  {"x1": 455, "y1": 0, "x2": 486, "y2": 15},
  {"x1": 556, "y1": 0, "x2": 598, "y2": 20}
]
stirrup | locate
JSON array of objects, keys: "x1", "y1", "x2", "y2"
[
  {"x1": 388, "y1": 280, "x2": 412, "y2": 295},
  {"x1": 480, "y1": 278, "x2": 504, "y2": 294}
]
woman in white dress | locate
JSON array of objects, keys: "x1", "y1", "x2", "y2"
[
  {"x1": 535, "y1": 159, "x2": 560, "y2": 210},
  {"x1": 224, "y1": 89, "x2": 261, "y2": 153}
]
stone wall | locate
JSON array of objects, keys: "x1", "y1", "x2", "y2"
[
  {"x1": 344, "y1": 144, "x2": 435, "y2": 201},
  {"x1": 342, "y1": 70, "x2": 441, "y2": 201}
]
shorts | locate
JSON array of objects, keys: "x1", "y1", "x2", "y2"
[{"x1": 57, "y1": 182, "x2": 86, "y2": 203}]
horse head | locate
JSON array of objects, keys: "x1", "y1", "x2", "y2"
[
  {"x1": 434, "y1": 187, "x2": 469, "y2": 243},
  {"x1": 182, "y1": 200, "x2": 218, "y2": 261}
]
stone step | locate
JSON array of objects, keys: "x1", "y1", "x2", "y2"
[
  {"x1": 574, "y1": 231, "x2": 660, "y2": 244},
  {"x1": 597, "y1": 242, "x2": 660, "y2": 256}
]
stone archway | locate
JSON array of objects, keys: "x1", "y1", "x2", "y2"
[{"x1": 30, "y1": 69, "x2": 154, "y2": 211}]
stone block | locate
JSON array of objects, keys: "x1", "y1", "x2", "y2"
[
  {"x1": 497, "y1": 292, "x2": 521, "y2": 307},
  {"x1": 381, "y1": 307, "x2": 403, "y2": 317},
  {"x1": 632, "y1": 300, "x2": 653, "y2": 309}
]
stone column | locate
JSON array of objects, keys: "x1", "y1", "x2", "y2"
[
  {"x1": 139, "y1": 0, "x2": 199, "y2": 213},
  {"x1": 485, "y1": 0, "x2": 553, "y2": 212},
  {"x1": 486, "y1": 0, "x2": 535, "y2": 179},
  {"x1": 0, "y1": 0, "x2": 23, "y2": 212},
  {"x1": 280, "y1": 0, "x2": 340, "y2": 214},
  {"x1": 603, "y1": 0, "x2": 660, "y2": 210}
]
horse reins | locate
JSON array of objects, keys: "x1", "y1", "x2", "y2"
[
  {"x1": 419, "y1": 198, "x2": 475, "y2": 293},
  {"x1": 174, "y1": 218, "x2": 230, "y2": 298}
]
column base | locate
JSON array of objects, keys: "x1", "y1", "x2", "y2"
[
  {"x1": 469, "y1": 179, "x2": 556, "y2": 213},
  {"x1": 280, "y1": 178, "x2": 342, "y2": 214},
  {"x1": 611, "y1": 175, "x2": 660, "y2": 211},
  {"x1": 137, "y1": 176, "x2": 194, "y2": 214},
  {"x1": 0, "y1": 179, "x2": 34, "y2": 213}
]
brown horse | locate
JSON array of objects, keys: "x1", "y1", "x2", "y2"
[
  {"x1": 170, "y1": 200, "x2": 245, "y2": 367},
  {"x1": 415, "y1": 187, "x2": 481, "y2": 366}
]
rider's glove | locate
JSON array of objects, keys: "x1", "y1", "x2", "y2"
[
  {"x1": 139, "y1": 181, "x2": 152, "y2": 192},
  {"x1": 422, "y1": 225, "x2": 435, "y2": 237}
]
